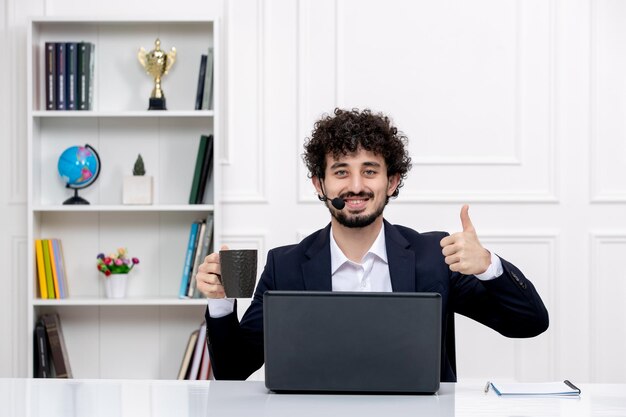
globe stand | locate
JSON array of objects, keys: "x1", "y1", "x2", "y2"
[{"x1": 63, "y1": 188, "x2": 90, "y2": 205}]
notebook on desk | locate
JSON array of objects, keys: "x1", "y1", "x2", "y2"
[{"x1": 263, "y1": 291, "x2": 442, "y2": 394}]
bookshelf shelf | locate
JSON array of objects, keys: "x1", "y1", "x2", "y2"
[
  {"x1": 33, "y1": 297, "x2": 210, "y2": 306},
  {"x1": 26, "y1": 17, "x2": 221, "y2": 380},
  {"x1": 33, "y1": 204, "x2": 215, "y2": 212},
  {"x1": 32, "y1": 110, "x2": 215, "y2": 118}
]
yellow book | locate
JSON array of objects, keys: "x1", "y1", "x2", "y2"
[
  {"x1": 35, "y1": 239, "x2": 48, "y2": 299},
  {"x1": 48, "y1": 239, "x2": 61, "y2": 300}
]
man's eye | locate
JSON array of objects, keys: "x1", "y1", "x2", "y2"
[
  {"x1": 334, "y1": 170, "x2": 347, "y2": 177},
  {"x1": 364, "y1": 170, "x2": 377, "y2": 176}
]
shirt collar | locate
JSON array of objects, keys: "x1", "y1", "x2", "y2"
[{"x1": 329, "y1": 222, "x2": 388, "y2": 274}]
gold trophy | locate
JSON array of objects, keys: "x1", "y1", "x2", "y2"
[{"x1": 138, "y1": 38, "x2": 176, "y2": 110}]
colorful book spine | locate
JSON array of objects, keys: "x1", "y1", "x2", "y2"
[
  {"x1": 179, "y1": 221, "x2": 200, "y2": 298},
  {"x1": 41, "y1": 239, "x2": 55, "y2": 299},
  {"x1": 65, "y1": 43, "x2": 78, "y2": 110},
  {"x1": 77, "y1": 42, "x2": 94, "y2": 110},
  {"x1": 201, "y1": 48, "x2": 214, "y2": 110},
  {"x1": 44, "y1": 42, "x2": 56, "y2": 110},
  {"x1": 187, "y1": 221, "x2": 206, "y2": 297},
  {"x1": 52, "y1": 239, "x2": 66, "y2": 299},
  {"x1": 189, "y1": 135, "x2": 208, "y2": 204},
  {"x1": 188, "y1": 213, "x2": 213, "y2": 298},
  {"x1": 55, "y1": 43, "x2": 66, "y2": 110},
  {"x1": 34, "y1": 319, "x2": 51, "y2": 378},
  {"x1": 196, "y1": 134, "x2": 214, "y2": 204},
  {"x1": 41, "y1": 314, "x2": 73, "y2": 378},
  {"x1": 188, "y1": 321, "x2": 207, "y2": 380},
  {"x1": 34, "y1": 239, "x2": 48, "y2": 299},
  {"x1": 177, "y1": 329, "x2": 199, "y2": 380},
  {"x1": 47, "y1": 239, "x2": 61, "y2": 300},
  {"x1": 194, "y1": 54, "x2": 207, "y2": 110}
]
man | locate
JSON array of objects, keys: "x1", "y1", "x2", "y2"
[{"x1": 196, "y1": 108, "x2": 549, "y2": 382}]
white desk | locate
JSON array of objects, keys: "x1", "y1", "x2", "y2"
[{"x1": 1, "y1": 379, "x2": 625, "y2": 417}]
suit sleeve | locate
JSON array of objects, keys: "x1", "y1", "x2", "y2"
[
  {"x1": 450, "y1": 255, "x2": 549, "y2": 338},
  {"x1": 205, "y1": 250, "x2": 277, "y2": 380}
]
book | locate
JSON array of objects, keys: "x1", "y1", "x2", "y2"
[
  {"x1": 41, "y1": 313, "x2": 73, "y2": 378},
  {"x1": 188, "y1": 213, "x2": 213, "y2": 298},
  {"x1": 198, "y1": 341, "x2": 211, "y2": 380},
  {"x1": 179, "y1": 221, "x2": 200, "y2": 298},
  {"x1": 201, "y1": 48, "x2": 214, "y2": 110},
  {"x1": 188, "y1": 322, "x2": 207, "y2": 380},
  {"x1": 65, "y1": 42, "x2": 78, "y2": 110},
  {"x1": 34, "y1": 239, "x2": 48, "y2": 299},
  {"x1": 487, "y1": 380, "x2": 581, "y2": 396},
  {"x1": 189, "y1": 135, "x2": 209, "y2": 204},
  {"x1": 47, "y1": 239, "x2": 61, "y2": 300},
  {"x1": 177, "y1": 329, "x2": 199, "y2": 380},
  {"x1": 52, "y1": 239, "x2": 67, "y2": 299},
  {"x1": 194, "y1": 54, "x2": 207, "y2": 110},
  {"x1": 187, "y1": 221, "x2": 206, "y2": 297},
  {"x1": 55, "y1": 43, "x2": 66, "y2": 110},
  {"x1": 184, "y1": 220, "x2": 204, "y2": 296},
  {"x1": 196, "y1": 134, "x2": 214, "y2": 204},
  {"x1": 44, "y1": 42, "x2": 56, "y2": 110},
  {"x1": 34, "y1": 319, "x2": 51, "y2": 378},
  {"x1": 41, "y1": 239, "x2": 55, "y2": 299},
  {"x1": 77, "y1": 42, "x2": 94, "y2": 110}
]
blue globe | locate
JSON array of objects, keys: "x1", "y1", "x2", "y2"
[{"x1": 58, "y1": 144, "x2": 101, "y2": 204}]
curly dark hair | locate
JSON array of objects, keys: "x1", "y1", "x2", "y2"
[{"x1": 302, "y1": 108, "x2": 412, "y2": 199}]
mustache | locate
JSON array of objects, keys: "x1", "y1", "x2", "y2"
[{"x1": 340, "y1": 192, "x2": 374, "y2": 199}]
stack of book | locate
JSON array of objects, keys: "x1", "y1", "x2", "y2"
[
  {"x1": 194, "y1": 48, "x2": 214, "y2": 110},
  {"x1": 178, "y1": 321, "x2": 212, "y2": 380},
  {"x1": 34, "y1": 238, "x2": 69, "y2": 299},
  {"x1": 34, "y1": 313, "x2": 73, "y2": 378},
  {"x1": 45, "y1": 41, "x2": 95, "y2": 110},
  {"x1": 178, "y1": 214, "x2": 214, "y2": 299},
  {"x1": 189, "y1": 134, "x2": 214, "y2": 204}
]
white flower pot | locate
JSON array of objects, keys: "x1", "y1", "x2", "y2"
[
  {"x1": 123, "y1": 175, "x2": 153, "y2": 205},
  {"x1": 104, "y1": 274, "x2": 128, "y2": 298}
]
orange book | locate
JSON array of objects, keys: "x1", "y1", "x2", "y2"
[
  {"x1": 35, "y1": 239, "x2": 48, "y2": 298},
  {"x1": 48, "y1": 239, "x2": 61, "y2": 300}
]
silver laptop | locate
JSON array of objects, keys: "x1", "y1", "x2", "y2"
[{"x1": 263, "y1": 291, "x2": 441, "y2": 394}]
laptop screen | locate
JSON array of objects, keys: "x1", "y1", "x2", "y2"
[{"x1": 263, "y1": 291, "x2": 441, "y2": 394}]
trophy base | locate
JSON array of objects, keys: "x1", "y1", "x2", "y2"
[{"x1": 148, "y1": 97, "x2": 167, "y2": 110}]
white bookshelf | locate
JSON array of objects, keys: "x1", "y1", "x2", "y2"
[{"x1": 26, "y1": 17, "x2": 220, "y2": 379}]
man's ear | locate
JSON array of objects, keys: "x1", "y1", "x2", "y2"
[
  {"x1": 387, "y1": 174, "x2": 401, "y2": 196},
  {"x1": 312, "y1": 176, "x2": 322, "y2": 195}
]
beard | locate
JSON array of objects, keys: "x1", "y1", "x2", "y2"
[{"x1": 329, "y1": 192, "x2": 386, "y2": 228}]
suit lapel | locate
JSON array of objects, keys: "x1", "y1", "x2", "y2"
[
  {"x1": 384, "y1": 220, "x2": 416, "y2": 292},
  {"x1": 301, "y1": 224, "x2": 333, "y2": 291}
]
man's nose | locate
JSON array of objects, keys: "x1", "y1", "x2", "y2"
[{"x1": 348, "y1": 174, "x2": 365, "y2": 193}]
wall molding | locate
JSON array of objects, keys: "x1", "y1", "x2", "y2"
[
  {"x1": 222, "y1": 0, "x2": 267, "y2": 203},
  {"x1": 589, "y1": 232, "x2": 626, "y2": 381},
  {"x1": 296, "y1": 0, "x2": 558, "y2": 204}
]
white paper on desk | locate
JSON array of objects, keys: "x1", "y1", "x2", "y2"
[{"x1": 490, "y1": 381, "x2": 581, "y2": 396}]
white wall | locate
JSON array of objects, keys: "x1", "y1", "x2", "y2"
[{"x1": 2, "y1": 0, "x2": 625, "y2": 383}]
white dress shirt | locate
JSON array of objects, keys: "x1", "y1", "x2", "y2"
[{"x1": 207, "y1": 223, "x2": 503, "y2": 317}]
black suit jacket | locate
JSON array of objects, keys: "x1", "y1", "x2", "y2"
[{"x1": 205, "y1": 220, "x2": 549, "y2": 382}]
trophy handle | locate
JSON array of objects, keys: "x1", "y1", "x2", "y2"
[
  {"x1": 165, "y1": 48, "x2": 177, "y2": 73},
  {"x1": 138, "y1": 47, "x2": 147, "y2": 68}
]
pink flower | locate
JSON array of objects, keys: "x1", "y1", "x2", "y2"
[{"x1": 115, "y1": 258, "x2": 123, "y2": 266}]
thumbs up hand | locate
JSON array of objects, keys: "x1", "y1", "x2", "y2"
[{"x1": 440, "y1": 205, "x2": 491, "y2": 275}]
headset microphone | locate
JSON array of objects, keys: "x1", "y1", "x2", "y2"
[
  {"x1": 319, "y1": 180, "x2": 345, "y2": 210},
  {"x1": 331, "y1": 197, "x2": 345, "y2": 210}
]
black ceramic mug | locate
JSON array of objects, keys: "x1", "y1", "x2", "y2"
[{"x1": 219, "y1": 249, "x2": 257, "y2": 298}]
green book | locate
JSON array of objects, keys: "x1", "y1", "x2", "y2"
[
  {"x1": 189, "y1": 135, "x2": 209, "y2": 204},
  {"x1": 41, "y1": 239, "x2": 55, "y2": 299}
]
